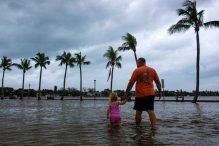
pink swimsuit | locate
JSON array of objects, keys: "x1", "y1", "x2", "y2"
[{"x1": 109, "y1": 102, "x2": 121, "y2": 124}]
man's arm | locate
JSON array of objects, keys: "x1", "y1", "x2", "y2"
[
  {"x1": 123, "y1": 69, "x2": 137, "y2": 100},
  {"x1": 154, "y1": 71, "x2": 162, "y2": 99},
  {"x1": 156, "y1": 81, "x2": 162, "y2": 99},
  {"x1": 118, "y1": 99, "x2": 127, "y2": 105},
  {"x1": 123, "y1": 81, "x2": 134, "y2": 100}
]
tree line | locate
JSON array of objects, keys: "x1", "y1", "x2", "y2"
[
  {"x1": 0, "y1": 52, "x2": 90, "y2": 100},
  {"x1": 1, "y1": 86, "x2": 219, "y2": 99}
]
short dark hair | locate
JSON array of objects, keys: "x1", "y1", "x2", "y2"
[{"x1": 138, "y1": 57, "x2": 146, "y2": 64}]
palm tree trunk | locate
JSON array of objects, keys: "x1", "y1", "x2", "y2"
[
  {"x1": 80, "y1": 65, "x2": 83, "y2": 101},
  {"x1": 38, "y1": 67, "x2": 42, "y2": 100},
  {"x1": 110, "y1": 66, "x2": 114, "y2": 92},
  {"x1": 133, "y1": 50, "x2": 138, "y2": 66},
  {"x1": 193, "y1": 31, "x2": 200, "y2": 103},
  {"x1": 61, "y1": 64, "x2": 68, "y2": 100},
  {"x1": 1, "y1": 70, "x2": 5, "y2": 99},
  {"x1": 20, "y1": 71, "x2": 25, "y2": 100}
]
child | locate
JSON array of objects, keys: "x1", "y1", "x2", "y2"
[{"x1": 107, "y1": 92, "x2": 126, "y2": 125}]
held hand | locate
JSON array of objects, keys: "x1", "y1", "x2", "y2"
[
  {"x1": 121, "y1": 99, "x2": 127, "y2": 104},
  {"x1": 120, "y1": 96, "x2": 125, "y2": 101},
  {"x1": 122, "y1": 92, "x2": 128, "y2": 101},
  {"x1": 121, "y1": 95, "x2": 127, "y2": 101},
  {"x1": 158, "y1": 92, "x2": 162, "y2": 100}
]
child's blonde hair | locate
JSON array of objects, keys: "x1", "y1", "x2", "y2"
[{"x1": 109, "y1": 92, "x2": 118, "y2": 102}]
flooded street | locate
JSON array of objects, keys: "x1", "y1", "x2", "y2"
[{"x1": 0, "y1": 98, "x2": 219, "y2": 145}]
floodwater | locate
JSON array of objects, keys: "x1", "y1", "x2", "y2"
[{"x1": 0, "y1": 98, "x2": 219, "y2": 145}]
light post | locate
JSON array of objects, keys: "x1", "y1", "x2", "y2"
[
  {"x1": 161, "y1": 79, "x2": 165, "y2": 100},
  {"x1": 28, "y1": 84, "x2": 30, "y2": 98},
  {"x1": 94, "y1": 80, "x2": 96, "y2": 100}
]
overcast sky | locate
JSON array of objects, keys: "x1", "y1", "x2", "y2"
[{"x1": 0, "y1": 0, "x2": 219, "y2": 92}]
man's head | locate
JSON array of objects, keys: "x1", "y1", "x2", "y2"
[{"x1": 137, "y1": 57, "x2": 146, "y2": 67}]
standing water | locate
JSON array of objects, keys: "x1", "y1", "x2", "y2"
[{"x1": 0, "y1": 98, "x2": 219, "y2": 145}]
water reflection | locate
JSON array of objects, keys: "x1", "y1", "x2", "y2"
[
  {"x1": 0, "y1": 99, "x2": 219, "y2": 145},
  {"x1": 133, "y1": 125, "x2": 155, "y2": 145},
  {"x1": 107, "y1": 125, "x2": 123, "y2": 146}
]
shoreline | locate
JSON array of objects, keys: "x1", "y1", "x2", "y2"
[{"x1": 2, "y1": 96, "x2": 219, "y2": 102}]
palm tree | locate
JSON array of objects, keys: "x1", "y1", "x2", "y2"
[
  {"x1": 0, "y1": 56, "x2": 13, "y2": 99},
  {"x1": 103, "y1": 46, "x2": 122, "y2": 92},
  {"x1": 168, "y1": 0, "x2": 219, "y2": 103},
  {"x1": 56, "y1": 51, "x2": 75, "y2": 100},
  {"x1": 74, "y1": 52, "x2": 90, "y2": 101},
  {"x1": 14, "y1": 58, "x2": 32, "y2": 99},
  {"x1": 118, "y1": 33, "x2": 137, "y2": 65},
  {"x1": 31, "y1": 52, "x2": 50, "y2": 100}
]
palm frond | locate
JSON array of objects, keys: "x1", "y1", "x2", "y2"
[
  {"x1": 74, "y1": 52, "x2": 90, "y2": 67},
  {"x1": 183, "y1": 0, "x2": 194, "y2": 8},
  {"x1": 13, "y1": 63, "x2": 22, "y2": 69},
  {"x1": 177, "y1": 18, "x2": 193, "y2": 25},
  {"x1": 121, "y1": 33, "x2": 137, "y2": 51},
  {"x1": 177, "y1": 8, "x2": 191, "y2": 17},
  {"x1": 32, "y1": 52, "x2": 50, "y2": 69},
  {"x1": 115, "y1": 62, "x2": 122, "y2": 68},
  {"x1": 104, "y1": 46, "x2": 122, "y2": 70},
  {"x1": 0, "y1": 56, "x2": 13, "y2": 71},
  {"x1": 204, "y1": 21, "x2": 219, "y2": 29},
  {"x1": 35, "y1": 64, "x2": 39, "y2": 68},
  {"x1": 118, "y1": 46, "x2": 130, "y2": 51},
  {"x1": 83, "y1": 61, "x2": 90, "y2": 65},
  {"x1": 116, "y1": 56, "x2": 122, "y2": 62},
  {"x1": 168, "y1": 23, "x2": 191, "y2": 34},
  {"x1": 198, "y1": 10, "x2": 204, "y2": 17},
  {"x1": 17, "y1": 58, "x2": 32, "y2": 71},
  {"x1": 106, "y1": 62, "x2": 111, "y2": 68},
  {"x1": 6, "y1": 67, "x2": 12, "y2": 71}
]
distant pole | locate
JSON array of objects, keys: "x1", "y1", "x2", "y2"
[
  {"x1": 28, "y1": 84, "x2": 30, "y2": 98},
  {"x1": 54, "y1": 85, "x2": 57, "y2": 97},
  {"x1": 161, "y1": 79, "x2": 165, "y2": 99},
  {"x1": 94, "y1": 80, "x2": 96, "y2": 100}
]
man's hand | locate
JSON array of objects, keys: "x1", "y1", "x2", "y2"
[
  {"x1": 120, "y1": 96, "x2": 125, "y2": 101},
  {"x1": 158, "y1": 91, "x2": 162, "y2": 100},
  {"x1": 122, "y1": 92, "x2": 128, "y2": 101}
]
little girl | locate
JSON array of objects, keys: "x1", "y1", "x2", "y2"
[{"x1": 107, "y1": 92, "x2": 126, "y2": 125}]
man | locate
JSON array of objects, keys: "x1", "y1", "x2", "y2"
[{"x1": 123, "y1": 57, "x2": 161, "y2": 129}]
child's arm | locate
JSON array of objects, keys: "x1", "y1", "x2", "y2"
[{"x1": 117, "y1": 99, "x2": 127, "y2": 105}]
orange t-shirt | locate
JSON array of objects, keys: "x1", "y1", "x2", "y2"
[{"x1": 129, "y1": 65, "x2": 161, "y2": 97}]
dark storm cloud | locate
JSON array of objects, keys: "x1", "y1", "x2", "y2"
[
  {"x1": 0, "y1": 0, "x2": 147, "y2": 58},
  {"x1": 0, "y1": 0, "x2": 186, "y2": 57}
]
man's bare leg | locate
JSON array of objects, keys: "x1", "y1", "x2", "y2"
[
  {"x1": 147, "y1": 110, "x2": 157, "y2": 129},
  {"x1": 135, "y1": 110, "x2": 142, "y2": 125}
]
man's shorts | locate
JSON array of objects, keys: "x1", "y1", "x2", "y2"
[{"x1": 133, "y1": 95, "x2": 155, "y2": 111}]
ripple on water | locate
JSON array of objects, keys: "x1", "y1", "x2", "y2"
[{"x1": 0, "y1": 100, "x2": 219, "y2": 145}]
